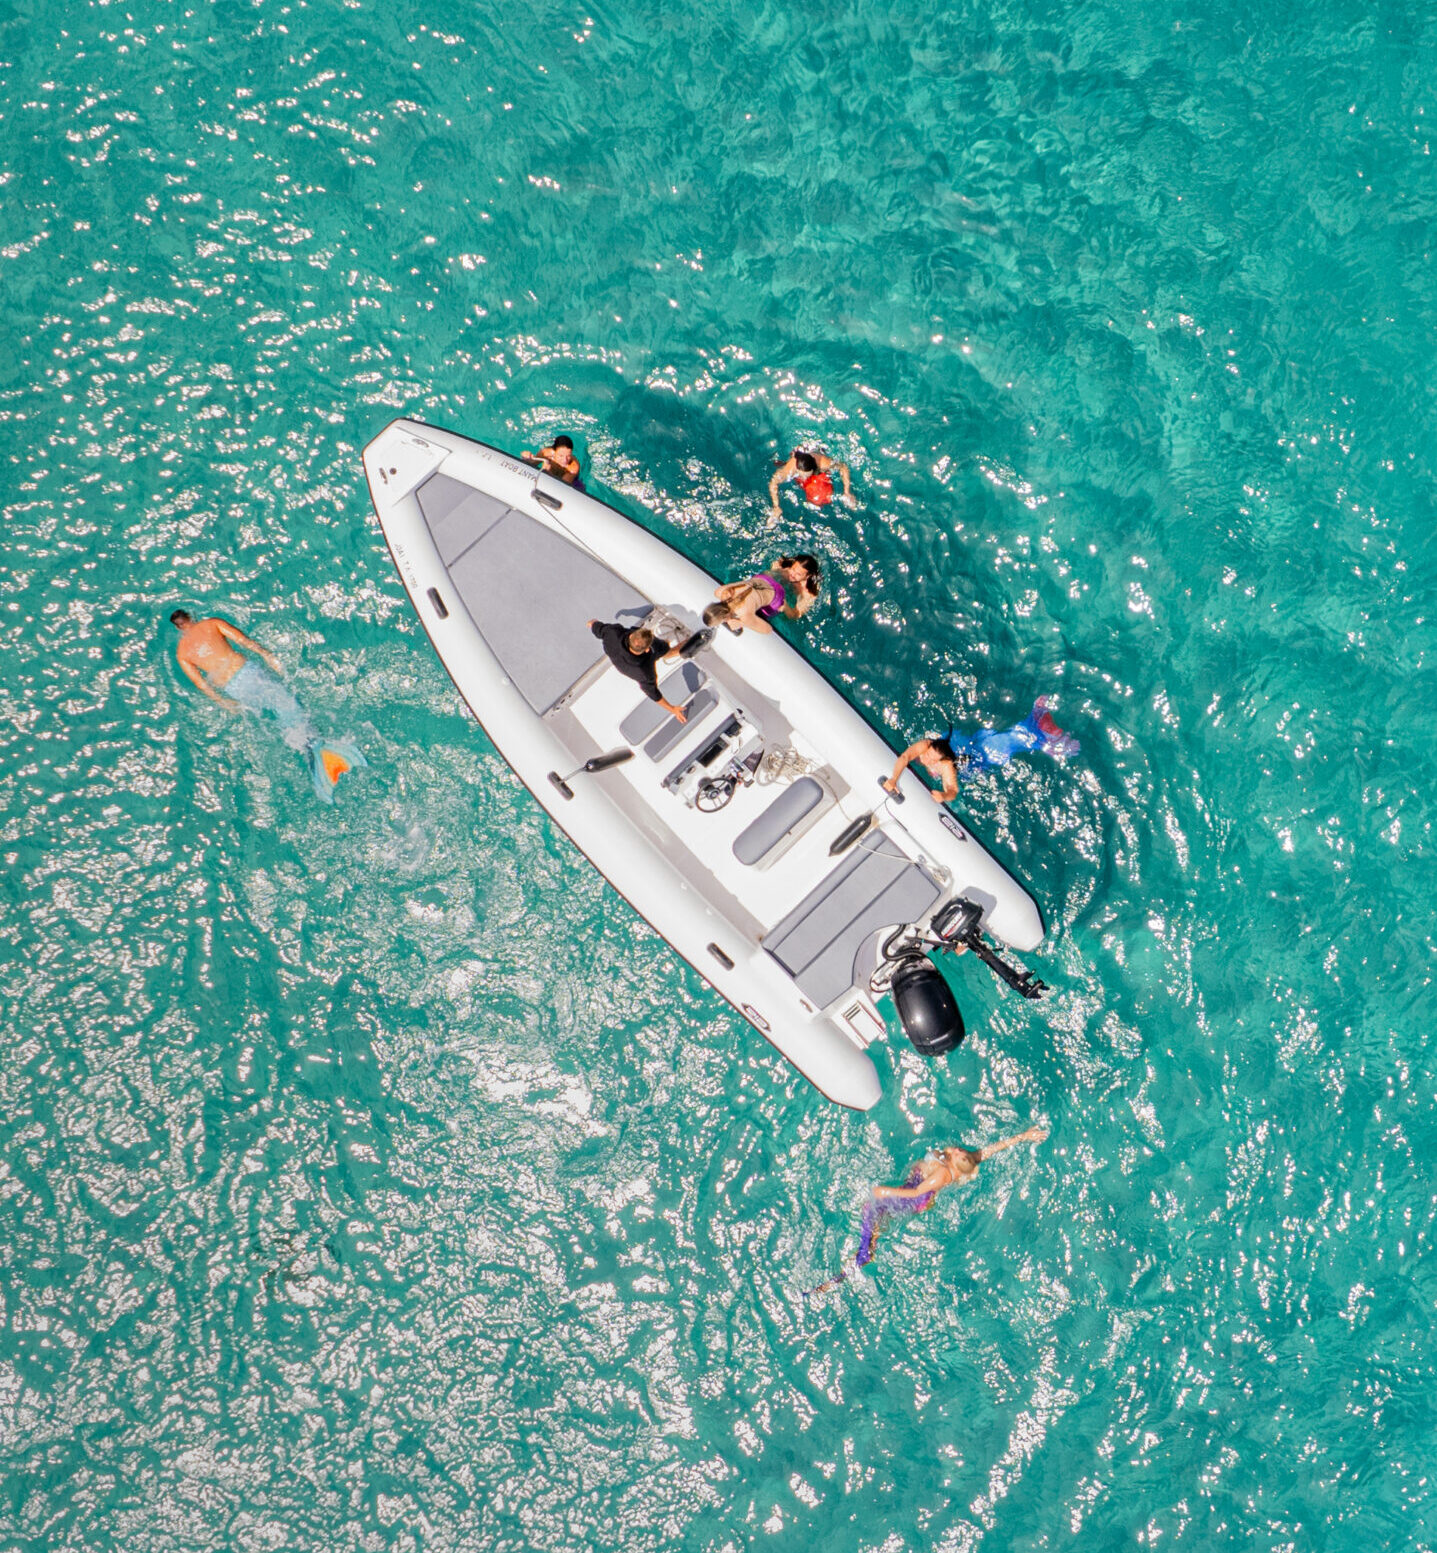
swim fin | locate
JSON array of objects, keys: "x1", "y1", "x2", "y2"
[
  {"x1": 306, "y1": 738, "x2": 367, "y2": 803},
  {"x1": 1028, "y1": 696, "x2": 1080, "y2": 759}
]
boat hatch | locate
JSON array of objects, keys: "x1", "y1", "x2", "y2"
[
  {"x1": 762, "y1": 836, "x2": 943, "y2": 1009},
  {"x1": 417, "y1": 471, "x2": 651, "y2": 714}
]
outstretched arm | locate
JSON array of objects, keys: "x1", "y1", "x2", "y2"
[
  {"x1": 872, "y1": 1181, "x2": 935, "y2": 1201},
  {"x1": 836, "y1": 460, "x2": 854, "y2": 505},
  {"x1": 884, "y1": 743, "x2": 923, "y2": 793},
  {"x1": 733, "y1": 607, "x2": 773, "y2": 635},
  {"x1": 976, "y1": 1126, "x2": 1048, "y2": 1162},
  {"x1": 216, "y1": 619, "x2": 279, "y2": 670},
  {"x1": 768, "y1": 459, "x2": 793, "y2": 518},
  {"x1": 783, "y1": 583, "x2": 818, "y2": 620},
  {"x1": 179, "y1": 659, "x2": 238, "y2": 712}
]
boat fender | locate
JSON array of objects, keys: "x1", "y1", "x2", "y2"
[{"x1": 829, "y1": 812, "x2": 874, "y2": 856}]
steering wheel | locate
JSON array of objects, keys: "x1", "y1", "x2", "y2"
[{"x1": 695, "y1": 776, "x2": 736, "y2": 813}]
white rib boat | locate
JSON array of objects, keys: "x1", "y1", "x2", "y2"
[{"x1": 362, "y1": 419, "x2": 1049, "y2": 1110}]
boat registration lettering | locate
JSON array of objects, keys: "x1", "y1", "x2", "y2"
[{"x1": 938, "y1": 811, "x2": 969, "y2": 842}]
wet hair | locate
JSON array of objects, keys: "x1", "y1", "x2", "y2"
[
  {"x1": 792, "y1": 450, "x2": 818, "y2": 473},
  {"x1": 703, "y1": 602, "x2": 734, "y2": 626},
  {"x1": 552, "y1": 435, "x2": 574, "y2": 451},
  {"x1": 779, "y1": 553, "x2": 821, "y2": 588},
  {"x1": 928, "y1": 735, "x2": 958, "y2": 763},
  {"x1": 169, "y1": 609, "x2": 192, "y2": 627},
  {"x1": 627, "y1": 627, "x2": 654, "y2": 651}
]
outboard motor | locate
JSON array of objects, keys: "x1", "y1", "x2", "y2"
[{"x1": 891, "y1": 955, "x2": 965, "y2": 1056}]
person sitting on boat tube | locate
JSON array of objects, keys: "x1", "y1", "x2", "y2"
[
  {"x1": 768, "y1": 449, "x2": 852, "y2": 524},
  {"x1": 704, "y1": 555, "x2": 822, "y2": 635},
  {"x1": 588, "y1": 619, "x2": 689, "y2": 723},
  {"x1": 884, "y1": 698, "x2": 1080, "y2": 802},
  {"x1": 521, "y1": 435, "x2": 586, "y2": 492}
]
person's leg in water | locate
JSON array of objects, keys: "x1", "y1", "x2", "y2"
[
  {"x1": 804, "y1": 1169, "x2": 933, "y2": 1298},
  {"x1": 225, "y1": 661, "x2": 366, "y2": 802},
  {"x1": 947, "y1": 696, "x2": 1079, "y2": 779},
  {"x1": 802, "y1": 1128, "x2": 1048, "y2": 1299}
]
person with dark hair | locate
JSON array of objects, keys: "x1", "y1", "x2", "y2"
[
  {"x1": 884, "y1": 699, "x2": 1080, "y2": 802},
  {"x1": 521, "y1": 434, "x2": 586, "y2": 491},
  {"x1": 169, "y1": 610, "x2": 365, "y2": 803},
  {"x1": 768, "y1": 448, "x2": 852, "y2": 522},
  {"x1": 711, "y1": 555, "x2": 821, "y2": 632},
  {"x1": 804, "y1": 1127, "x2": 1048, "y2": 1299},
  {"x1": 587, "y1": 619, "x2": 689, "y2": 721},
  {"x1": 885, "y1": 734, "x2": 965, "y2": 804}
]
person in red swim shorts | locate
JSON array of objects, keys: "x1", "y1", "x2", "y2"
[{"x1": 768, "y1": 447, "x2": 854, "y2": 524}]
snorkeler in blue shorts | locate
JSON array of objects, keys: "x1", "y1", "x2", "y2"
[
  {"x1": 171, "y1": 610, "x2": 365, "y2": 802},
  {"x1": 805, "y1": 1126, "x2": 1047, "y2": 1299},
  {"x1": 884, "y1": 697, "x2": 1079, "y2": 803}
]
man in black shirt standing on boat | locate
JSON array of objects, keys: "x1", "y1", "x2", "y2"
[{"x1": 588, "y1": 620, "x2": 690, "y2": 723}]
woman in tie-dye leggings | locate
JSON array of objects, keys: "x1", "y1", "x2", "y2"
[{"x1": 804, "y1": 1126, "x2": 1048, "y2": 1299}]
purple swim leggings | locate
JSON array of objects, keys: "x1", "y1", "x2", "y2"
[{"x1": 854, "y1": 1171, "x2": 934, "y2": 1267}]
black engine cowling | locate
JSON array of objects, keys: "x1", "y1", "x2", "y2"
[{"x1": 891, "y1": 955, "x2": 966, "y2": 1056}]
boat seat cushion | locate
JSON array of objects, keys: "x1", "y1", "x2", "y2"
[
  {"x1": 762, "y1": 836, "x2": 942, "y2": 1010},
  {"x1": 416, "y1": 472, "x2": 510, "y2": 566},
  {"x1": 618, "y1": 662, "x2": 707, "y2": 745},
  {"x1": 644, "y1": 686, "x2": 718, "y2": 759},
  {"x1": 444, "y1": 504, "x2": 651, "y2": 714},
  {"x1": 732, "y1": 777, "x2": 825, "y2": 865}
]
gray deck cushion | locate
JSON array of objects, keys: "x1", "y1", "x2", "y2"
[
  {"x1": 732, "y1": 777, "x2": 825, "y2": 866},
  {"x1": 618, "y1": 662, "x2": 707, "y2": 745},
  {"x1": 763, "y1": 836, "x2": 942, "y2": 1009},
  {"x1": 445, "y1": 507, "x2": 651, "y2": 714},
  {"x1": 644, "y1": 686, "x2": 718, "y2": 759},
  {"x1": 416, "y1": 472, "x2": 510, "y2": 565}
]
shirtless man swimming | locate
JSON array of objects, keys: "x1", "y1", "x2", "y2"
[
  {"x1": 172, "y1": 611, "x2": 279, "y2": 709},
  {"x1": 805, "y1": 1125, "x2": 1048, "y2": 1298},
  {"x1": 170, "y1": 610, "x2": 364, "y2": 802}
]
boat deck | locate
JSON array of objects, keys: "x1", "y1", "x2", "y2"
[{"x1": 552, "y1": 643, "x2": 944, "y2": 1006}]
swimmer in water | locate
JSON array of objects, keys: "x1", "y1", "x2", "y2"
[
  {"x1": 884, "y1": 698, "x2": 1079, "y2": 803},
  {"x1": 170, "y1": 610, "x2": 365, "y2": 803},
  {"x1": 804, "y1": 1126, "x2": 1048, "y2": 1299},
  {"x1": 521, "y1": 434, "x2": 586, "y2": 491},
  {"x1": 768, "y1": 449, "x2": 853, "y2": 524}
]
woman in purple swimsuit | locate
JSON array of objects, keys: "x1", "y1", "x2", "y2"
[
  {"x1": 707, "y1": 555, "x2": 821, "y2": 634},
  {"x1": 804, "y1": 1126, "x2": 1048, "y2": 1298}
]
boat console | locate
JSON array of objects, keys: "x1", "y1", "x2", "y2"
[{"x1": 663, "y1": 709, "x2": 764, "y2": 810}]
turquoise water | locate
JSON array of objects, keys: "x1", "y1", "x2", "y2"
[{"x1": 3, "y1": 0, "x2": 1435, "y2": 1546}]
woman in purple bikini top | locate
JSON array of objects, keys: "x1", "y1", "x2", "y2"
[
  {"x1": 753, "y1": 554, "x2": 822, "y2": 621},
  {"x1": 706, "y1": 555, "x2": 822, "y2": 635}
]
